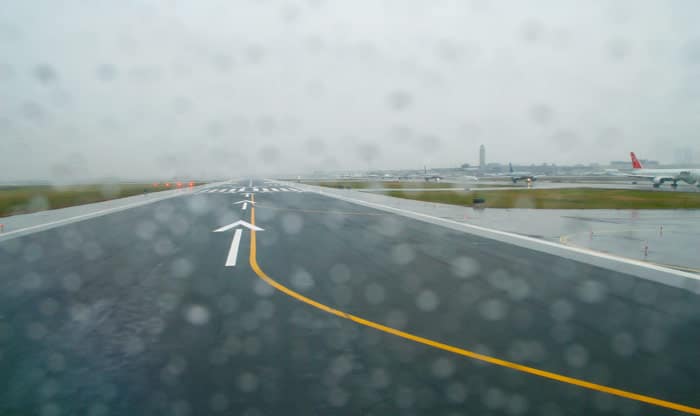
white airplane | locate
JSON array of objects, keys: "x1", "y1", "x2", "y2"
[
  {"x1": 507, "y1": 163, "x2": 537, "y2": 184},
  {"x1": 626, "y1": 152, "x2": 700, "y2": 188},
  {"x1": 422, "y1": 166, "x2": 443, "y2": 182}
]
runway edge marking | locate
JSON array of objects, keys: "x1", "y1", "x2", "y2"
[{"x1": 247, "y1": 195, "x2": 700, "y2": 415}]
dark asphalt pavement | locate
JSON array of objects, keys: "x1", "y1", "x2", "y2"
[{"x1": 0, "y1": 180, "x2": 698, "y2": 415}]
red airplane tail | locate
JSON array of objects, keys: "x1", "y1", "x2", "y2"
[{"x1": 630, "y1": 152, "x2": 643, "y2": 169}]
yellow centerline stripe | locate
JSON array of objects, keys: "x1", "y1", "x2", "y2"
[{"x1": 247, "y1": 195, "x2": 700, "y2": 415}]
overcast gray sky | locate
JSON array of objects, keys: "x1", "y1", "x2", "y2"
[{"x1": 1, "y1": 0, "x2": 699, "y2": 181}]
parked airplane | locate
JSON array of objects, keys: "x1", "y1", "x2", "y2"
[
  {"x1": 626, "y1": 152, "x2": 700, "y2": 188},
  {"x1": 507, "y1": 163, "x2": 537, "y2": 183},
  {"x1": 423, "y1": 166, "x2": 443, "y2": 182}
]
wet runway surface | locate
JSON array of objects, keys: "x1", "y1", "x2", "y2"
[
  {"x1": 0, "y1": 180, "x2": 699, "y2": 415},
  {"x1": 325, "y1": 184, "x2": 700, "y2": 271},
  {"x1": 460, "y1": 208, "x2": 700, "y2": 272}
]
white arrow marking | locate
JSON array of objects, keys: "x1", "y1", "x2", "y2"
[
  {"x1": 242, "y1": 202, "x2": 248, "y2": 210},
  {"x1": 214, "y1": 220, "x2": 264, "y2": 267},
  {"x1": 237, "y1": 187, "x2": 245, "y2": 192},
  {"x1": 233, "y1": 200, "x2": 254, "y2": 205},
  {"x1": 213, "y1": 220, "x2": 264, "y2": 233},
  {"x1": 253, "y1": 187, "x2": 259, "y2": 192},
  {"x1": 225, "y1": 229, "x2": 243, "y2": 266},
  {"x1": 245, "y1": 193, "x2": 250, "y2": 197}
]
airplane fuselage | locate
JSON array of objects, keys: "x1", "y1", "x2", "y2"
[
  {"x1": 628, "y1": 168, "x2": 700, "y2": 186},
  {"x1": 626, "y1": 152, "x2": 700, "y2": 188}
]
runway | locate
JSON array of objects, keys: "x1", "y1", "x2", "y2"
[{"x1": 0, "y1": 180, "x2": 699, "y2": 415}]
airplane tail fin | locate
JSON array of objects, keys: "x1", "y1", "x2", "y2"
[
  {"x1": 630, "y1": 152, "x2": 643, "y2": 169},
  {"x1": 509, "y1": 163, "x2": 513, "y2": 173}
]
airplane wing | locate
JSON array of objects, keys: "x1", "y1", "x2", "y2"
[{"x1": 621, "y1": 172, "x2": 654, "y2": 179}]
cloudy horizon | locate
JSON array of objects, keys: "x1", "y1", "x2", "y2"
[{"x1": 2, "y1": 0, "x2": 700, "y2": 181}]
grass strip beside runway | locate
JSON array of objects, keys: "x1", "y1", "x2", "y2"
[
  {"x1": 0, "y1": 183, "x2": 199, "y2": 217},
  {"x1": 382, "y1": 188, "x2": 700, "y2": 209}
]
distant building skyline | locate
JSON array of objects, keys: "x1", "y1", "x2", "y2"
[{"x1": 479, "y1": 145, "x2": 486, "y2": 170}]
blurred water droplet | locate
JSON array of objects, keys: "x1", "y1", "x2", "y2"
[
  {"x1": 577, "y1": 280, "x2": 606, "y2": 303},
  {"x1": 395, "y1": 386, "x2": 415, "y2": 409},
  {"x1": 385, "y1": 309, "x2": 407, "y2": 329},
  {"x1": 387, "y1": 90, "x2": 413, "y2": 111},
  {"x1": 550, "y1": 323, "x2": 573, "y2": 344},
  {"x1": 446, "y1": 381, "x2": 467, "y2": 403},
  {"x1": 529, "y1": 104, "x2": 554, "y2": 125},
  {"x1": 391, "y1": 243, "x2": 415, "y2": 265},
  {"x1": 253, "y1": 280, "x2": 275, "y2": 297},
  {"x1": 123, "y1": 335, "x2": 145, "y2": 356},
  {"x1": 26, "y1": 322, "x2": 47, "y2": 340},
  {"x1": 484, "y1": 387, "x2": 506, "y2": 410},
  {"x1": 171, "y1": 258, "x2": 194, "y2": 278},
  {"x1": 506, "y1": 394, "x2": 529, "y2": 415},
  {"x1": 291, "y1": 269, "x2": 314, "y2": 291},
  {"x1": 416, "y1": 290, "x2": 439, "y2": 311},
  {"x1": 564, "y1": 344, "x2": 589, "y2": 368},
  {"x1": 431, "y1": 357, "x2": 455, "y2": 379},
  {"x1": 237, "y1": 372, "x2": 259, "y2": 392},
  {"x1": 88, "y1": 403, "x2": 109, "y2": 416},
  {"x1": 450, "y1": 256, "x2": 480, "y2": 278},
  {"x1": 34, "y1": 64, "x2": 57, "y2": 84},
  {"x1": 96, "y1": 63, "x2": 118, "y2": 81},
  {"x1": 479, "y1": 298, "x2": 507, "y2": 321},
  {"x1": 330, "y1": 263, "x2": 351, "y2": 284},
  {"x1": 62, "y1": 272, "x2": 81, "y2": 292},
  {"x1": 184, "y1": 304, "x2": 210, "y2": 325},
  {"x1": 611, "y1": 332, "x2": 637, "y2": 356},
  {"x1": 550, "y1": 299, "x2": 574, "y2": 322},
  {"x1": 520, "y1": 19, "x2": 544, "y2": 43},
  {"x1": 370, "y1": 367, "x2": 390, "y2": 389},
  {"x1": 23, "y1": 243, "x2": 43, "y2": 263},
  {"x1": 282, "y1": 213, "x2": 303, "y2": 234},
  {"x1": 364, "y1": 283, "x2": 385, "y2": 305},
  {"x1": 328, "y1": 387, "x2": 349, "y2": 407},
  {"x1": 23, "y1": 271, "x2": 43, "y2": 290},
  {"x1": 210, "y1": 393, "x2": 229, "y2": 412},
  {"x1": 40, "y1": 402, "x2": 61, "y2": 416}
]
